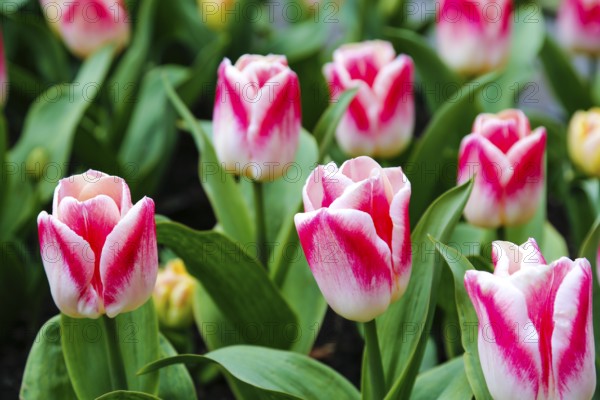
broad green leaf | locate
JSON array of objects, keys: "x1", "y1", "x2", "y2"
[
  {"x1": 9, "y1": 45, "x2": 114, "y2": 202},
  {"x1": 378, "y1": 180, "x2": 473, "y2": 399},
  {"x1": 431, "y1": 238, "x2": 493, "y2": 400},
  {"x1": 411, "y1": 357, "x2": 467, "y2": 400},
  {"x1": 118, "y1": 66, "x2": 188, "y2": 198},
  {"x1": 578, "y1": 218, "x2": 600, "y2": 393},
  {"x1": 96, "y1": 391, "x2": 160, "y2": 400},
  {"x1": 261, "y1": 21, "x2": 327, "y2": 63},
  {"x1": 384, "y1": 27, "x2": 463, "y2": 111},
  {"x1": 139, "y1": 346, "x2": 360, "y2": 400},
  {"x1": 162, "y1": 77, "x2": 253, "y2": 243},
  {"x1": 0, "y1": 0, "x2": 28, "y2": 13},
  {"x1": 20, "y1": 316, "x2": 77, "y2": 400},
  {"x1": 157, "y1": 335, "x2": 196, "y2": 400},
  {"x1": 539, "y1": 35, "x2": 593, "y2": 116},
  {"x1": 61, "y1": 301, "x2": 160, "y2": 399},
  {"x1": 156, "y1": 220, "x2": 298, "y2": 349},
  {"x1": 540, "y1": 221, "x2": 569, "y2": 262},
  {"x1": 192, "y1": 280, "x2": 239, "y2": 350}
]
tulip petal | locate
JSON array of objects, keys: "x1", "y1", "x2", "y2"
[
  {"x1": 294, "y1": 208, "x2": 393, "y2": 322},
  {"x1": 302, "y1": 163, "x2": 353, "y2": 212},
  {"x1": 465, "y1": 270, "x2": 542, "y2": 400},
  {"x1": 492, "y1": 238, "x2": 546, "y2": 277},
  {"x1": 551, "y1": 258, "x2": 596, "y2": 399},
  {"x1": 38, "y1": 212, "x2": 101, "y2": 318},
  {"x1": 100, "y1": 197, "x2": 158, "y2": 317}
]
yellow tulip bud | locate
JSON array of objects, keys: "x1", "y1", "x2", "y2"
[
  {"x1": 153, "y1": 259, "x2": 196, "y2": 329},
  {"x1": 197, "y1": 0, "x2": 237, "y2": 31},
  {"x1": 568, "y1": 108, "x2": 600, "y2": 177}
]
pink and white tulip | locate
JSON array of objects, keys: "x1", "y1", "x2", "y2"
[
  {"x1": 40, "y1": 0, "x2": 131, "y2": 58},
  {"x1": 557, "y1": 0, "x2": 600, "y2": 55},
  {"x1": 213, "y1": 54, "x2": 301, "y2": 181},
  {"x1": 436, "y1": 0, "x2": 512, "y2": 75},
  {"x1": 323, "y1": 41, "x2": 414, "y2": 158},
  {"x1": 457, "y1": 109, "x2": 546, "y2": 228},
  {"x1": 37, "y1": 170, "x2": 158, "y2": 318},
  {"x1": 294, "y1": 156, "x2": 412, "y2": 322},
  {"x1": 465, "y1": 238, "x2": 596, "y2": 399}
]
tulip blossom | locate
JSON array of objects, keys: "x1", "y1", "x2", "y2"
[
  {"x1": 323, "y1": 40, "x2": 414, "y2": 158},
  {"x1": 213, "y1": 54, "x2": 301, "y2": 181},
  {"x1": 465, "y1": 238, "x2": 596, "y2": 399},
  {"x1": 557, "y1": 0, "x2": 600, "y2": 55},
  {"x1": 153, "y1": 258, "x2": 196, "y2": 329},
  {"x1": 436, "y1": 0, "x2": 512, "y2": 75},
  {"x1": 568, "y1": 108, "x2": 600, "y2": 177},
  {"x1": 457, "y1": 109, "x2": 546, "y2": 228},
  {"x1": 294, "y1": 156, "x2": 411, "y2": 322},
  {"x1": 39, "y1": 0, "x2": 130, "y2": 58},
  {"x1": 37, "y1": 170, "x2": 158, "y2": 318}
]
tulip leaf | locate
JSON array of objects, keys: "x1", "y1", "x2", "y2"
[
  {"x1": 539, "y1": 221, "x2": 569, "y2": 262},
  {"x1": 384, "y1": 27, "x2": 464, "y2": 112},
  {"x1": 261, "y1": 21, "x2": 327, "y2": 64},
  {"x1": 0, "y1": 113, "x2": 7, "y2": 218},
  {"x1": 60, "y1": 301, "x2": 160, "y2": 399},
  {"x1": 20, "y1": 315, "x2": 78, "y2": 400},
  {"x1": 376, "y1": 180, "x2": 473, "y2": 400},
  {"x1": 411, "y1": 357, "x2": 472, "y2": 400},
  {"x1": 578, "y1": 218, "x2": 600, "y2": 395},
  {"x1": 96, "y1": 391, "x2": 160, "y2": 400},
  {"x1": 539, "y1": 35, "x2": 593, "y2": 116},
  {"x1": 156, "y1": 334, "x2": 197, "y2": 400},
  {"x1": 156, "y1": 220, "x2": 298, "y2": 349},
  {"x1": 162, "y1": 76, "x2": 254, "y2": 244},
  {"x1": 430, "y1": 237, "x2": 493, "y2": 400},
  {"x1": 139, "y1": 345, "x2": 361, "y2": 400},
  {"x1": 9, "y1": 44, "x2": 114, "y2": 202},
  {"x1": 312, "y1": 88, "x2": 358, "y2": 160}
]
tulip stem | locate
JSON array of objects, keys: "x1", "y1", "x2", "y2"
[
  {"x1": 253, "y1": 181, "x2": 268, "y2": 267},
  {"x1": 364, "y1": 319, "x2": 386, "y2": 399},
  {"x1": 102, "y1": 316, "x2": 128, "y2": 391}
]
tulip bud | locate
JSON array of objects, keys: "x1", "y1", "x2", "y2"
[
  {"x1": 323, "y1": 40, "x2": 414, "y2": 158},
  {"x1": 457, "y1": 109, "x2": 546, "y2": 228},
  {"x1": 197, "y1": 0, "x2": 236, "y2": 31},
  {"x1": 213, "y1": 54, "x2": 301, "y2": 181},
  {"x1": 39, "y1": 0, "x2": 131, "y2": 59},
  {"x1": 557, "y1": 0, "x2": 600, "y2": 55},
  {"x1": 567, "y1": 108, "x2": 600, "y2": 177},
  {"x1": 436, "y1": 0, "x2": 512, "y2": 75},
  {"x1": 153, "y1": 258, "x2": 196, "y2": 329},
  {"x1": 294, "y1": 156, "x2": 412, "y2": 322},
  {"x1": 465, "y1": 238, "x2": 596, "y2": 399},
  {"x1": 37, "y1": 170, "x2": 158, "y2": 318}
]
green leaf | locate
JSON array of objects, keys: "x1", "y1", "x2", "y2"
[
  {"x1": 313, "y1": 88, "x2": 358, "y2": 160},
  {"x1": 20, "y1": 316, "x2": 78, "y2": 400},
  {"x1": 539, "y1": 221, "x2": 569, "y2": 262},
  {"x1": 156, "y1": 220, "x2": 298, "y2": 349},
  {"x1": 430, "y1": 238, "x2": 493, "y2": 400},
  {"x1": 139, "y1": 345, "x2": 361, "y2": 400},
  {"x1": 0, "y1": 113, "x2": 7, "y2": 216},
  {"x1": 9, "y1": 45, "x2": 114, "y2": 202},
  {"x1": 96, "y1": 391, "x2": 160, "y2": 400},
  {"x1": 384, "y1": 27, "x2": 463, "y2": 111},
  {"x1": 411, "y1": 357, "x2": 472, "y2": 400},
  {"x1": 157, "y1": 334, "x2": 196, "y2": 400},
  {"x1": 539, "y1": 35, "x2": 593, "y2": 116},
  {"x1": 378, "y1": 180, "x2": 473, "y2": 399},
  {"x1": 261, "y1": 21, "x2": 327, "y2": 63},
  {"x1": 61, "y1": 301, "x2": 160, "y2": 399},
  {"x1": 162, "y1": 76, "x2": 253, "y2": 243}
]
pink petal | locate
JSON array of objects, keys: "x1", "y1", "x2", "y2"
[
  {"x1": 38, "y1": 212, "x2": 101, "y2": 318},
  {"x1": 302, "y1": 163, "x2": 353, "y2": 212},
  {"x1": 294, "y1": 208, "x2": 393, "y2": 322},
  {"x1": 386, "y1": 169, "x2": 411, "y2": 301},
  {"x1": 100, "y1": 197, "x2": 158, "y2": 317},
  {"x1": 339, "y1": 156, "x2": 383, "y2": 182},
  {"x1": 235, "y1": 54, "x2": 288, "y2": 70},
  {"x1": 492, "y1": 238, "x2": 546, "y2": 277}
]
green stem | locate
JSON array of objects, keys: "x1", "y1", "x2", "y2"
[
  {"x1": 102, "y1": 315, "x2": 127, "y2": 390},
  {"x1": 253, "y1": 180, "x2": 267, "y2": 267},
  {"x1": 364, "y1": 319, "x2": 386, "y2": 399}
]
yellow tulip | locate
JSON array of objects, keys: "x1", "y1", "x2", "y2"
[
  {"x1": 153, "y1": 259, "x2": 196, "y2": 329},
  {"x1": 568, "y1": 108, "x2": 600, "y2": 177}
]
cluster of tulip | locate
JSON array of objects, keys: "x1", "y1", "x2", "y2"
[{"x1": 4, "y1": 0, "x2": 600, "y2": 398}]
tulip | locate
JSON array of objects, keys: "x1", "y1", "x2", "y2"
[
  {"x1": 567, "y1": 108, "x2": 600, "y2": 177},
  {"x1": 436, "y1": 0, "x2": 512, "y2": 75},
  {"x1": 323, "y1": 40, "x2": 414, "y2": 158},
  {"x1": 557, "y1": 0, "x2": 600, "y2": 55},
  {"x1": 39, "y1": 0, "x2": 130, "y2": 59},
  {"x1": 197, "y1": 0, "x2": 237, "y2": 31},
  {"x1": 213, "y1": 54, "x2": 301, "y2": 181},
  {"x1": 465, "y1": 238, "x2": 596, "y2": 399},
  {"x1": 457, "y1": 109, "x2": 546, "y2": 228},
  {"x1": 37, "y1": 170, "x2": 158, "y2": 318},
  {"x1": 294, "y1": 156, "x2": 411, "y2": 322},
  {"x1": 153, "y1": 258, "x2": 196, "y2": 329}
]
